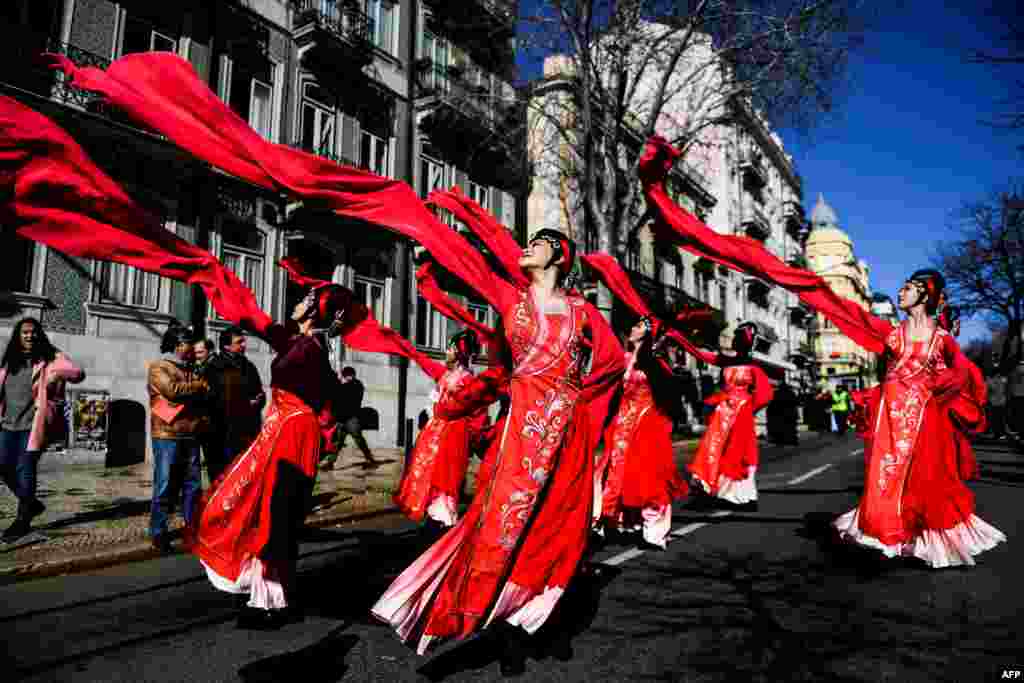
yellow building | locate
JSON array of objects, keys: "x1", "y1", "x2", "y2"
[{"x1": 805, "y1": 194, "x2": 873, "y2": 388}]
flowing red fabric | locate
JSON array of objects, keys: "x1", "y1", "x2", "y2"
[
  {"x1": 0, "y1": 96, "x2": 442, "y2": 378},
  {"x1": 581, "y1": 252, "x2": 719, "y2": 366},
  {"x1": 276, "y1": 258, "x2": 447, "y2": 382},
  {"x1": 50, "y1": 52, "x2": 514, "y2": 313},
  {"x1": 639, "y1": 136, "x2": 893, "y2": 354},
  {"x1": 415, "y1": 261, "x2": 496, "y2": 345},
  {"x1": 426, "y1": 188, "x2": 529, "y2": 288}
]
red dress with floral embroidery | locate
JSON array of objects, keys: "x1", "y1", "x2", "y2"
[
  {"x1": 373, "y1": 289, "x2": 622, "y2": 653},
  {"x1": 599, "y1": 348, "x2": 688, "y2": 546},
  {"x1": 394, "y1": 365, "x2": 487, "y2": 526},
  {"x1": 835, "y1": 323, "x2": 1004, "y2": 567},
  {"x1": 688, "y1": 363, "x2": 773, "y2": 503}
]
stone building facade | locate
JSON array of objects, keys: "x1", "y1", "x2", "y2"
[
  {"x1": 805, "y1": 194, "x2": 873, "y2": 389},
  {"x1": 0, "y1": 0, "x2": 524, "y2": 463},
  {"x1": 527, "y1": 38, "x2": 812, "y2": 402}
]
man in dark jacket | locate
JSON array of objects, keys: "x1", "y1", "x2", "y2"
[
  {"x1": 321, "y1": 366, "x2": 377, "y2": 469},
  {"x1": 203, "y1": 327, "x2": 265, "y2": 482}
]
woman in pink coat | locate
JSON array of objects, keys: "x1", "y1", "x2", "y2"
[{"x1": 0, "y1": 317, "x2": 85, "y2": 540}]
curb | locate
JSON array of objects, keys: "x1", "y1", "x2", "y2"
[{"x1": 0, "y1": 499, "x2": 400, "y2": 585}]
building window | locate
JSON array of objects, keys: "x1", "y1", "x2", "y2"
[
  {"x1": 421, "y1": 30, "x2": 450, "y2": 90},
  {"x1": 121, "y1": 14, "x2": 177, "y2": 56},
  {"x1": 467, "y1": 180, "x2": 489, "y2": 211},
  {"x1": 98, "y1": 262, "x2": 159, "y2": 309},
  {"x1": 355, "y1": 275, "x2": 386, "y2": 322},
  {"x1": 718, "y1": 282, "x2": 728, "y2": 318},
  {"x1": 366, "y1": 0, "x2": 398, "y2": 55},
  {"x1": 219, "y1": 217, "x2": 266, "y2": 311},
  {"x1": 230, "y1": 66, "x2": 276, "y2": 140},
  {"x1": 360, "y1": 130, "x2": 391, "y2": 177},
  {"x1": 419, "y1": 153, "x2": 447, "y2": 198},
  {"x1": 415, "y1": 296, "x2": 450, "y2": 349},
  {"x1": 698, "y1": 273, "x2": 711, "y2": 303},
  {"x1": 300, "y1": 82, "x2": 336, "y2": 158}
]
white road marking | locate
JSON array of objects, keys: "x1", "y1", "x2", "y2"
[
  {"x1": 599, "y1": 447, "x2": 861, "y2": 567},
  {"x1": 787, "y1": 463, "x2": 833, "y2": 485},
  {"x1": 602, "y1": 511, "x2": 732, "y2": 566}
]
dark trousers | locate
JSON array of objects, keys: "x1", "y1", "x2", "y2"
[
  {"x1": 834, "y1": 410, "x2": 849, "y2": 435},
  {"x1": 0, "y1": 429, "x2": 41, "y2": 511},
  {"x1": 334, "y1": 416, "x2": 375, "y2": 462},
  {"x1": 149, "y1": 438, "x2": 202, "y2": 539},
  {"x1": 987, "y1": 405, "x2": 1006, "y2": 437}
]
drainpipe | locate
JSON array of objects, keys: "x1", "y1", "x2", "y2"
[{"x1": 395, "y1": 0, "x2": 419, "y2": 451}]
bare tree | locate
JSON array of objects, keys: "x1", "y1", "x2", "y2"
[
  {"x1": 520, "y1": 0, "x2": 866, "y2": 309},
  {"x1": 934, "y1": 187, "x2": 1024, "y2": 365},
  {"x1": 968, "y1": 0, "x2": 1024, "y2": 151}
]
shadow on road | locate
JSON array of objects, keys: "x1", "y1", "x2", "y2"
[
  {"x1": 416, "y1": 565, "x2": 623, "y2": 682},
  {"x1": 599, "y1": 540, "x2": 1016, "y2": 683},
  {"x1": 238, "y1": 627, "x2": 358, "y2": 682},
  {"x1": 37, "y1": 499, "x2": 151, "y2": 531},
  {"x1": 758, "y1": 486, "x2": 862, "y2": 495}
]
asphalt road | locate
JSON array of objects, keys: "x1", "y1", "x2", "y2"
[{"x1": 2, "y1": 435, "x2": 1021, "y2": 683}]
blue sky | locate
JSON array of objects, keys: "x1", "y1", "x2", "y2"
[
  {"x1": 786, "y1": 0, "x2": 1021, "y2": 342},
  {"x1": 517, "y1": 0, "x2": 1021, "y2": 342}
]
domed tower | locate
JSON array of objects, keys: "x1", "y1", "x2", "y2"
[{"x1": 804, "y1": 194, "x2": 873, "y2": 389}]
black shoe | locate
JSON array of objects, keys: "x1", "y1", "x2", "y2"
[
  {"x1": 2, "y1": 518, "x2": 30, "y2": 542},
  {"x1": 28, "y1": 499, "x2": 46, "y2": 520},
  {"x1": 733, "y1": 500, "x2": 759, "y2": 513},
  {"x1": 236, "y1": 606, "x2": 286, "y2": 631},
  {"x1": 150, "y1": 535, "x2": 173, "y2": 554},
  {"x1": 499, "y1": 652, "x2": 527, "y2": 677}
]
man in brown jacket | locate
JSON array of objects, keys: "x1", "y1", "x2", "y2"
[{"x1": 148, "y1": 323, "x2": 209, "y2": 553}]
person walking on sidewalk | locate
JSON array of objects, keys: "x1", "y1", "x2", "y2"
[
  {"x1": 831, "y1": 385, "x2": 851, "y2": 435},
  {"x1": 985, "y1": 365, "x2": 1007, "y2": 440},
  {"x1": 203, "y1": 326, "x2": 265, "y2": 483},
  {"x1": 322, "y1": 366, "x2": 377, "y2": 469},
  {"x1": 0, "y1": 317, "x2": 85, "y2": 541},
  {"x1": 147, "y1": 322, "x2": 209, "y2": 553}
]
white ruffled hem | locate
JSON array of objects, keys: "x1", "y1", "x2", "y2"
[
  {"x1": 715, "y1": 467, "x2": 758, "y2": 504},
  {"x1": 202, "y1": 558, "x2": 288, "y2": 610},
  {"x1": 641, "y1": 504, "x2": 671, "y2": 549},
  {"x1": 833, "y1": 508, "x2": 1007, "y2": 568},
  {"x1": 487, "y1": 582, "x2": 566, "y2": 634},
  {"x1": 425, "y1": 493, "x2": 458, "y2": 527}
]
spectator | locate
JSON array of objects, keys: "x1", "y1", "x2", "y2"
[
  {"x1": 203, "y1": 326, "x2": 265, "y2": 482},
  {"x1": 832, "y1": 385, "x2": 851, "y2": 435},
  {"x1": 147, "y1": 322, "x2": 208, "y2": 553},
  {"x1": 1006, "y1": 345, "x2": 1024, "y2": 441},
  {"x1": 985, "y1": 367, "x2": 1007, "y2": 440},
  {"x1": 321, "y1": 366, "x2": 377, "y2": 469},
  {"x1": 815, "y1": 382, "x2": 834, "y2": 433},
  {"x1": 193, "y1": 339, "x2": 215, "y2": 369},
  {"x1": 766, "y1": 381, "x2": 800, "y2": 445},
  {"x1": 0, "y1": 318, "x2": 85, "y2": 541}
]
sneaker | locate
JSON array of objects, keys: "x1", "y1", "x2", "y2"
[{"x1": 2, "y1": 518, "x2": 30, "y2": 542}]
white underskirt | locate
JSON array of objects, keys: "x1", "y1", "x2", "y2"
[
  {"x1": 487, "y1": 582, "x2": 566, "y2": 634},
  {"x1": 202, "y1": 558, "x2": 287, "y2": 610},
  {"x1": 425, "y1": 493, "x2": 458, "y2": 527},
  {"x1": 715, "y1": 466, "x2": 758, "y2": 504},
  {"x1": 833, "y1": 507, "x2": 1007, "y2": 568}
]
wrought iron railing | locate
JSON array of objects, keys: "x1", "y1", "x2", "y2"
[
  {"x1": 416, "y1": 59, "x2": 511, "y2": 130},
  {"x1": 293, "y1": 0, "x2": 370, "y2": 47},
  {"x1": 1, "y1": 38, "x2": 113, "y2": 112},
  {"x1": 289, "y1": 142, "x2": 359, "y2": 169}
]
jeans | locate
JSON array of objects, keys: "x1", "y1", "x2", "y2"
[
  {"x1": 0, "y1": 429, "x2": 40, "y2": 506},
  {"x1": 149, "y1": 438, "x2": 203, "y2": 539}
]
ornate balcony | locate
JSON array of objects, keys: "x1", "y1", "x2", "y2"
[
  {"x1": 739, "y1": 151, "x2": 768, "y2": 189},
  {"x1": 293, "y1": 0, "x2": 373, "y2": 70},
  {"x1": 741, "y1": 203, "x2": 772, "y2": 242},
  {"x1": 1, "y1": 37, "x2": 112, "y2": 114},
  {"x1": 416, "y1": 59, "x2": 523, "y2": 187},
  {"x1": 423, "y1": 0, "x2": 516, "y2": 72},
  {"x1": 783, "y1": 202, "x2": 806, "y2": 241}
]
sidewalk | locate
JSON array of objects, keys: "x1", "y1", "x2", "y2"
[
  {"x1": 0, "y1": 446, "x2": 409, "y2": 583},
  {"x1": 0, "y1": 430, "x2": 816, "y2": 584}
]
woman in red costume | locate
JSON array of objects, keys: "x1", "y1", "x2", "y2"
[
  {"x1": 833, "y1": 270, "x2": 1005, "y2": 567},
  {"x1": 371, "y1": 228, "x2": 624, "y2": 675},
  {"x1": 188, "y1": 279, "x2": 350, "y2": 629},
  {"x1": 686, "y1": 322, "x2": 774, "y2": 511},
  {"x1": 394, "y1": 329, "x2": 487, "y2": 529},
  {"x1": 597, "y1": 316, "x2": 689, "y2": 548}
]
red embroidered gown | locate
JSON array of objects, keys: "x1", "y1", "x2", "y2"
[
  {"x1": 188, "y1": 327, "x2": 336, "y2": 609},
  {"x1": 599, "y1": 348, "x2": 688, "y2": 547},
  {"x1": 689, "y1": 363, "x2": 774, "y2": 504},
  {"x1": 373, "y1": 289, "x2": 620, "y2": 653},
  {"x1": 394, "y1": 365, "x2": 487, "y2": 526},
  {"x1": 834, "y1": 324, "x2": 1004, "y2": 567}
]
